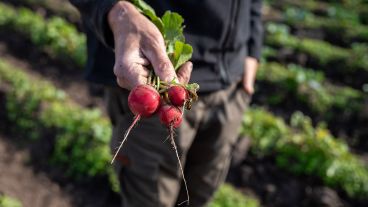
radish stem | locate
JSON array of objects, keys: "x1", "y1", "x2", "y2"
[
  {"x1": 111, "y1": 115, "x2": 141, "y2": 164},
  {"x1": 157, "y1": 76, "x2": 160, "y2": 91},
  {"x1": 169, "y1": 124, "x2": 189, "y2": 206}
]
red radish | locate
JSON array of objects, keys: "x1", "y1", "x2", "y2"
[
  {"x1": 128, "y1": 85, "x2": 160, "y2": 117},
  {"x1": 168, "y1": 86, "x2": 188, "y2": 107},
  {"x1": 158, "y1": 104, "x2": 183, "y2": 128},
  {"x1": 111, "y1": 85, "x2": 160, "y2": 164}
]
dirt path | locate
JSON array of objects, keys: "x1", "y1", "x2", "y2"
[
  {"x1": 0, "y1": 132, "x2": 121, "y2": 207},
  {"x1": 0, "y1": 136, "x2": 72, "y2": 207}
]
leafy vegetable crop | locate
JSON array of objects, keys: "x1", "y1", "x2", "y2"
[
  {"x1": 242, "y1": 108, "x2": 368, "y2": 198},
  {"x1": 0, "y1": 194, "x2": 22, "y2": 207}
]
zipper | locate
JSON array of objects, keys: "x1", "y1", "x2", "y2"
[{"x1": 219, "y1": 0, "x2": 240, "y2": 85}]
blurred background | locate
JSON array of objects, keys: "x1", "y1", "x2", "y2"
[{"x1": 0, "y1": 0, "x2": 368, "y2": 207}]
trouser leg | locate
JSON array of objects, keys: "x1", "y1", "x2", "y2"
[{"x1": 176, "y1": 83, "x2": 250, "y2": 206}]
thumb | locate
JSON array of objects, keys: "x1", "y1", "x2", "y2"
[
  {"x1": 243, "y1": 58, "x2": 258, "y2": 95},
  {"x1": 243, "y1": 71, "x2": 255, "y2": 95},
  {"x1": 177, "y1": 62, "x2": 193, "y2": 84},
  {"x1": 243, "y1": 78, "x2": 254, "y2": 95}
]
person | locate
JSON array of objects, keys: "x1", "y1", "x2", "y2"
[{"x1": 69, "y1": 0, "x2": 263, "y2": 206}]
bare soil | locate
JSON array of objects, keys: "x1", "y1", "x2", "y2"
[
  {"x1": 0, "y1": 132, "x2": 120, "y2": 207},
  {"x1": 0, "y1": 136, "x2": 73, "y2": 207}
]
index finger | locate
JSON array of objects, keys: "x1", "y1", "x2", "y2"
[{"x1": 141, "y1": 39, "x2": 177, "y2": 83}]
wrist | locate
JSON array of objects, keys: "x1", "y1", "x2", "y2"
[{"x1": 245, "y1": 57, "x2": 259, "y2": 70}]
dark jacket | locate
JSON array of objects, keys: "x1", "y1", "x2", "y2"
[{"x1": 70, "y1": 0, "x2": 263, "y2": 92}]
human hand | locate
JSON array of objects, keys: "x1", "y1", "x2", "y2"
[
  {"x1": 108, "y1": 1, "x2": 192, "y2": 89},
  {"x1": 243, "y1": 57, "x2": 259, "y2": 95}
]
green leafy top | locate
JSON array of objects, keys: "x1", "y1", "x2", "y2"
[{"x1": 129, "y1": 0, "x2": 193, "y2": 70}]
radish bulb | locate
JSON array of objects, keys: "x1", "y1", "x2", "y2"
[
  {"x1": 158, "y1": 104, "x2": 183, "y2": 128},
  {"x1": 168, "y1": 85, "x2": 188, "y2": 107},
  {"x1": 111, "y1": 85, "x2": 160, "y2": 164}
]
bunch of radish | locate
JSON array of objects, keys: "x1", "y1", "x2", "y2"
[
  {"x1": 111, "y1": 78, "x2": 198, "y2": 206},
  {"x1": 128, "y1": 79, "x2": 198, "y2": 126},
  {"x1": 110, "y1": 1, "x2": 198, "y2": 205},
  {"x1": 111, "y1": 80, "x2": 198, "y2": 160}
]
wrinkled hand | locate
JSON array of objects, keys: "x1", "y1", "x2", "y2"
[
  {"x1": 108, "y1": 1, "x2": 192, "y2": 89},
  {"x1": 243, "y1": 57, "x2": 259, "y2": 95}
]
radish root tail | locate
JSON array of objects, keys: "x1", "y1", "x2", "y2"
[
  {"x1": 111, "y1": 115, "x2": 141, "y2": 164},
  {"x1": 169, "y1": 124, "x2": 190, "y2": 206}
]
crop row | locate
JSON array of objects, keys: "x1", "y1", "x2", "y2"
[
  {"x1": 278, "y1": 7, "x2": 368, "y2": 45},
  {"x1": 0, "y1": 59, "x2": 111, "y2": 177},
  {"x1": 242, "y1": 108, "x2": 368, "y2": 198},
  {"x1": 0, "y1": 59, "x2": 258, "y2": 206},
  {"x1": 268, "y1": 0, "x2": 368, "y2": 25},
  {"x1": 266, "y1": 23, "x2": 368, "y2": 79},
  {"x1": 9, "y1": 0, "x2": 80, "y2": 23},
  {"x1": 258, "y1": 62, "x2": 365, "y2": 114},
  {"x1": 2, "y1": 58, "x2": 368, "y2": 200},
  {"x1": 0, "y1": 2, "x2": 86, "y2": 67}
]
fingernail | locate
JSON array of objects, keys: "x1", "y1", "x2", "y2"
[{"x1": 188, "y1": 62, "x2": 193, "y2": 69}]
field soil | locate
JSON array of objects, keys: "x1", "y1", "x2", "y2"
[{"x1": 0, "y1": 132, "x2": 121, "y2": 207}]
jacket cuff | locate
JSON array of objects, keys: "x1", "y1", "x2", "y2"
[
  {"x1": 95, "y1": 0, "x2": 119, "y2": 49},
  {"x1": 247, "y1": 23, "x2": 263, "y2": 61},
  {"x1": 247, "y1": 38, "x2": 263, "y2": 61}
]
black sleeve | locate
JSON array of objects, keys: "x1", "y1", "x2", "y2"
[
  {"x1": 247, "y1": 0, "x2": 263, "y2": 61},
  {"x1": 69, "y1": 0, "x2": 118, "y2": 48}
]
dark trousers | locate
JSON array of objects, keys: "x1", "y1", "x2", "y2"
[{"x1": 105, "y1": 82, "x2": 250, "y2": 207}]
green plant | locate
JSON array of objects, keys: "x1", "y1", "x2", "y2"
[
  {"x1": 271, "y1": 0, "x2": 368, "y2": 23},
  {"x1": 0, "y1": 195, "x2": 22, "y2": 207},
  {"x1": 242, "y1": 108, "x2": 368, "y2": 198},
  {"x1": 266, "y1": 23, "x2": 368, "y2": 75},
  {"x1": 10, "y1": 0, "x2": 80, "y2": 22},
  {"x1": 208, "y1": 184, "x2": 260, "y2": 207},
  {"x1": 0, "y1": 2, "x2": 86, "y2": 67},
  {"x1": 257, "y1": 62, "x2": 364, "y2": 113},
  {"x1": 283, "y1": 7, "x2": 368, "y2": 44},
  {"x1": 0, "y1": 59, "x2": 110, "y2": 177}
]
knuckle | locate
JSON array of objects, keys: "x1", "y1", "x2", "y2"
[
  {"x1": 181, "y1": 75, "x2": 189, "y2": 84},
  {"x1": 156, "y1": 60, "x2": 171, "y2": 72},
  {"x1": 141, "y1": 36, "x2": 165, "y2": 54},
  {"x1": 113, "y1": 62, "x2": 125, "y2": 78},
  {"x1": 144, "y1": 29, "x2": 164, "y2": 43},
  {"x1": 116, "y1": 78, "x2": 126, "y2": 88},
  {"x1": 155, "y1": 62, "x2": 175, "y2": 80},
  {"x1": 113, "y1": 61, "x2": 133, "y2": 78},
  {"x1": 183, "y1": 73, "x2": 190, "y2": 80},
  {"x1": 152, "y1": 37, "x2": 165, "y2": 48}
]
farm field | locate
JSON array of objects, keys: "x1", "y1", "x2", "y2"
[{"x1": 0, "y1": 0, "x2": 368, "y2": 207}]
